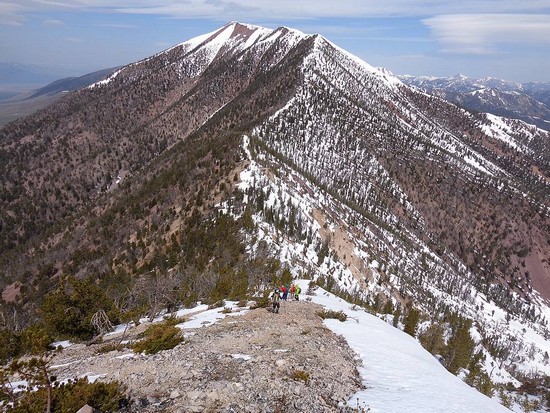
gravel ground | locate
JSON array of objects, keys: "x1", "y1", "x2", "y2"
[{"x1": 49, "y1": 298, "x2": 364, "y2": 412}]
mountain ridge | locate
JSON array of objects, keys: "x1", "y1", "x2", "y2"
[
  {"x1": 399, "y1": 74, "x2": 550, "y2": 131},
  {"x1": 43, "y1": 283, "x2": 512, "y2": 413},
  {"x1": 0, "y1": 21, "x2": 549, "y2": 411}
]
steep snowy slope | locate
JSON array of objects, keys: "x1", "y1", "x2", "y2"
[
  {"x1": 250, "y1": 30, "x2": 549, "y2": 306},
  {"x1": 303, "y1": 281, "x2": 513, "y2": 413}
]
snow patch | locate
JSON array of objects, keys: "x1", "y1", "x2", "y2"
[
  {"x1": 51, "y1": 339, "x2": 73, "y2": 349},
  {"x1": 231, "y1": 353, "x2": 252, "y2": 361}
]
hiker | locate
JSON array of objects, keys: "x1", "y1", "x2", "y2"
[
  {"x1": 282, "y1": 285, "x2": 288, "y2": 301},
  {"x1": 271, "y1": 288, "x2": 281, "y2": 314},
  {"x1": 290, "y1": 283, "x2": 296, "y2": 299},
  {"x1": 295, "y1": 284, "x2": 301, "y2": 301}
]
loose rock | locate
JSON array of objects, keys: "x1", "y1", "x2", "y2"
[{"x1": 48, "y1": 300, "x2": 363, "y2": 412}]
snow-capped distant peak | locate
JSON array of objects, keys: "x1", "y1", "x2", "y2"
[
  {"x1": 175, "y1": 22, "x2": 269, "y2": 54},
  {"x1": 374, "y1": 66, "x2": 403, "y2": 86},
  {"x1": 183, "y1": 23, "x2": 236, "y2": 51}
]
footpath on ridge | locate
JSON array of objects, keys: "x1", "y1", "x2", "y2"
[{"x1": 50, "y1": 298, "x2": 364, "y2": 412}]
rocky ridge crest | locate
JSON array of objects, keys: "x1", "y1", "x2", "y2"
[{"x1": 49, "y1": 299, "x2": 363, "y2": 412}]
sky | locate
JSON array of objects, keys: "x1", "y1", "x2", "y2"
[{"x1": 1, "y1": 1, "x2": 550, "y2": 82}]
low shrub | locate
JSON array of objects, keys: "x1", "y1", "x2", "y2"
[
  {"x1": 95, "y1": 343, "x2": 123, "y2": 354},
  {"x1": 250, "y1": 292, "x2": 270, "y2": 309},
  {"x1": 290, "y1": 369, "x2": 310, "y2": 384},
  {"x1": 131, "y1": 324, "x2": 183, "y2": 354},
  {"x1": 4, "y1": 377, "x2": 127, "y2": 413},
  {"x1": 163, "y1": 316, "x2": 186, "y2": 326},
  {"x1": 317, "y1": 309, "x2": 347, "y2": 322},
  {"x1": 207, "y1": 300, "x2": 226, "y2": 309}
]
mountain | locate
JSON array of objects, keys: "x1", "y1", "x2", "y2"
[
  {"x1": 26, "y1": 67, "x2": 119, "y2": 99},
  {"x1": 0, "y1": 67, "x2": 118, "y2": 127},
  {"x1": 0, "y1": 62, "x2": 68, "y2": 87},
  {"x1": 399, "y1": 74, "x2": 550, "y2": 131},
  {"x1": 0, "y1": 62, "x2": 68, "y2": 125},
  {"x1": 0, "y1": 22, "x2": 549, "y2": 410}
]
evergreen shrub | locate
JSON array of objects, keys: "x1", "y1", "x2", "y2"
[
  {"x1": 131, "y1": 324, "x2": 183, "y2": 354},
  {"x1": 3, "y1": 377, "x2": 127, "y2": 413}
]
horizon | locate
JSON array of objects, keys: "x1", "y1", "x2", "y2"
[{"x1": 1, "y1": 2, "x2": 550, "y2": 83}]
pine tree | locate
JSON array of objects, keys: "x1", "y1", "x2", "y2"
[
  {"x1": 382, "y1": 299, "x2": 394, "y2": 314},
  {"x1": 403, "y1": 308, "x2": 420, "y2": 337},
  {"x1": 419, "y1": 322, "x2": 445, "y2": 355},
  {"x1": 7, "y1": 354, "x2": 56, "y2": 413},
  {"x1": 392, "y1": 307, "x2": 402, "y2": 327},
  {"x1": 445, "y1": 316, "x2": 475, "y2": 375},
  {"x1": 465, "y1": 350, "x2": 494, "y2": 397},
  {"x1": 41, "y1": 276, "x2": 119, "y2": 340}
]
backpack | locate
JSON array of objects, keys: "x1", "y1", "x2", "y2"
[{"x1": 296, "y1": 285, "x2": 301, "y2": 294}]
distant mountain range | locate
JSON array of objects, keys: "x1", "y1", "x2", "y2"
[
  {"x1": 0, "y1": 23, "x2": 549, "y2": 410},
  {"x1": 26, "y1": 67, "x2": 120, "y2": 99},
  {"x1": 399, "y1": 74, "x2": 550, "y2": 131},
  {"x1": 0, "y1": 65, "x2": 118, "y2": 126}
]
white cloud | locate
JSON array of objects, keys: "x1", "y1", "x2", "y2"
[
  {"x1": 423, "y1": 14, "x2": 550, "y2": 54},
  {"x1": 2, "y1": 0, "x2": 550, "y2": 21},
  {"x1": 107, "y1": 1, "x2": 550, "y2": 20},
  {"x1": 0, "y1": 2, "x2": 25, "y2": 25}
]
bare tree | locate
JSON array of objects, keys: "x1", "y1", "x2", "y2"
[
  {"x1": 133, "y1": 270, "x2": 184, "y2": 321},
  {"x1": 91, "y1": 309, "x2": 114, "y2": 335}
]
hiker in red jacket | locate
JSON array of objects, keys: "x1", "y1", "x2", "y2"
[
  {"x1": 290, "y1": 283, "x2": 296, "y2": 299},
  {"x1": 281, "y1": 285, "x2": 288, "y2": 301}
]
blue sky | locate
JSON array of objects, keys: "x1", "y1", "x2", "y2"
[{"x1": 1, "y1": 1, "x2": 550, "y2": 82}]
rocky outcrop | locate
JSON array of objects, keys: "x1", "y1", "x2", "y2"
[{"x1": 50, "y1": 300, "x2": 363, "y2": 412}]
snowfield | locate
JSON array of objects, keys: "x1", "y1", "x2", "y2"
[{"x1": 297, "y1": 280, "x2": 512, "y2": 413}]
